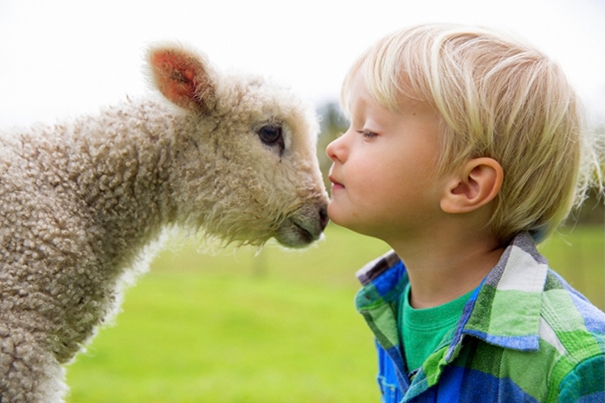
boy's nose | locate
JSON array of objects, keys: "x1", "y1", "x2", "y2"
[{"x1": 326, "y1": 134, "x2": 346, "y2": 163}]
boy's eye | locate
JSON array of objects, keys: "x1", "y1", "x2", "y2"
[{"x1": 358, "y1": 130, "x2": 378, "y2": 138}]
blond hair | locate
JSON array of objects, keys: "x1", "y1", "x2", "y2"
[{"x1": 342, "y1": 23, "x2": 603, "y2": 243}]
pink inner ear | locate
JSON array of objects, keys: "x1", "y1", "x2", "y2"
[{"x1": 151, "y1": 51, "x2": 201, "y2": 109}]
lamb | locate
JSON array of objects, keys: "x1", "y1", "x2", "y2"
[{"x1": 0, "y1": 43, "x2": 329, "y2": 403}]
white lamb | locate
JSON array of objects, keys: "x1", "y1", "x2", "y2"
[{"x1": 0, "y1": 43, "x2": 329, "y2": 402}]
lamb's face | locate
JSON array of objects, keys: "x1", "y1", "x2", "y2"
[
  {"x1": 149, "y1": 44, "x2": 328, "y2": 247},
  {"x1": 196, "y1": 76, "x2": 329, "y2": 247}
]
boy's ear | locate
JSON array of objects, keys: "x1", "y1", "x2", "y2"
[{"x1": 440, "y1": 158, "x2": 503, "y2": 214}]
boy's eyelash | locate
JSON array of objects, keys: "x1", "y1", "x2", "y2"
[{"x1": 358, "y1": 130, "x2": 378, "y2": 138}]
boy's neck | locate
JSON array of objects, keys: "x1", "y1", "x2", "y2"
[{"x1": 390, "y1": 230, "x2": 504, "y2": 309}]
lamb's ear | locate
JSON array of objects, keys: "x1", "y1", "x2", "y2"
[{"x1": 148, "y1": 45, "x2": 216, "y2": 114}]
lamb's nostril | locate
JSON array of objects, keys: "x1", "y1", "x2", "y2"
[
  {"x1": 318, "y1": 205, "x2": 329, "y2": 231},
  {"x1": 275, "y1": 204, "x2": 328, "y2": 247}
]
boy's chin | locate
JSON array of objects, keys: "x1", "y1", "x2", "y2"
[
  {"x1": 326, "y1": 203, "x2": 344, "y2": 225},
  {"x1": 326, "y1": 207, "x2": 359, "y2": 233}
]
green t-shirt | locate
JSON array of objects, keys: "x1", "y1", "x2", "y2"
[{"x1": 399, "y1": 283, "x2": 474, "y2": 373}]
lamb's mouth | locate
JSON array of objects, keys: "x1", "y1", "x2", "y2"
[{"x1": 274, "y1": 205, "x2": 328, "y2": 248}]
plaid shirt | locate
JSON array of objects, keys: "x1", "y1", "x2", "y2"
[{"x1": 355, "y1": 233, "x2": 605, "y2": 402}]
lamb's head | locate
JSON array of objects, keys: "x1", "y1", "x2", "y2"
[{"x1": 148, "y1": 44, "x2": 329, "y2": 248}]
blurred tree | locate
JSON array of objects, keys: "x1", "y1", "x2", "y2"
[
  {"x1": 567, "y1": 124, "x2": 604, "y2": 226},
  {"x1": 567, "y1": 188, "x2": 604, "y2": 227},
  {"x1": 316, "y1": 101, "x2": 349, "y2": 189}
]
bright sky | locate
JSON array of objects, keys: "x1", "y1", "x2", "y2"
[{"x1": 0, "y1": 0, "x2": 604, "y2": 127}]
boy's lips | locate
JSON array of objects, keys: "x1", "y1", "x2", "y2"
[{"x1": 329, "y1": 175, "x2": 344, "y2": 189}]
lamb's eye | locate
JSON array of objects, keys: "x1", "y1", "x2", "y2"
[
  {"x1": 258, "y1": 125, "x2": 285, "y2": 154},
  {"x1": 258, "y1": 125, "x2": 282, "y2": 144}
]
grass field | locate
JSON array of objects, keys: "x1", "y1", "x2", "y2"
[{"x1": 66, "y1": 224, "x2": 604, "y2": 402}]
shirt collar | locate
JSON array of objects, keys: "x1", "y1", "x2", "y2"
[
  {"x1": 355, "y1": 233, "x2": 548, "y2": 353},
  {"x1": 460, "y1": 232, "x2": 548, "y2": 351}
]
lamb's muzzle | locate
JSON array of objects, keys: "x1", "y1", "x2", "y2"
[{"x1": 276, "y1": 203, "x2": 328, "y2": 247}]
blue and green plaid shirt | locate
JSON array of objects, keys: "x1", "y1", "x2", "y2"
[{"x1": 355, "y1": 233, "x2": 605, "y2": 402}]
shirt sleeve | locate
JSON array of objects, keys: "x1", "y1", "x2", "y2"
[{"x1": 558, "y1": 354, "x2": 605, "y2": 402}]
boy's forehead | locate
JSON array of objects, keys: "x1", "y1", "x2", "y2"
[
  {"x1": 343, "y1": 73, "x2": 443, "y2": 140},
  {"x1": 349, "y1": 69, "x2": 438, "y2": 118}
]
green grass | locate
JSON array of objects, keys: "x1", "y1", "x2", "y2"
[{"x1": 66, "y1": 224, "x2": 603, "y2": 402}]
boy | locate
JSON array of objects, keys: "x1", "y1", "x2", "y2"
[{"x1": 326, "y1": 24, "x2": 604, "y2": 402}]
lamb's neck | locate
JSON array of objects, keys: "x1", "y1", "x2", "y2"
[{"x1": 70, "y1": 99, "x2": 187, "y2": 262}]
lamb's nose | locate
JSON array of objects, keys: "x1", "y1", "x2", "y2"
[{"x1": 319, "y1": 205, "x2": 329, "y2": 231}]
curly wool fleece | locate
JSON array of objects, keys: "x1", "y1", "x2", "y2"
[{"x1": 0, "y1": 43, "x2": 328, "y2": 402}]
